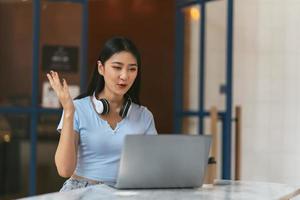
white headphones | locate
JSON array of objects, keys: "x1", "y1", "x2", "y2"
[{"x1": 92, "y1": 92, "x2": 132, "y2": 118}]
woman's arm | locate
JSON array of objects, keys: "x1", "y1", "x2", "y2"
[
  {"x1": 47, "y1": 71, "x2": 78, "y2": 177},
  {"x1": 54, "y1": 111, "x2": 79, "y2": 177}
]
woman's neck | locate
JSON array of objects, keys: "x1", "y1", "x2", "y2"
[{"x1": 98, "y1": 89, "x2": 123, "y2": 107}]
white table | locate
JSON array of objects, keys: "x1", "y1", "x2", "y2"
[{"x1": 19, "y1": 180, "x2": 300, "y2": 200}]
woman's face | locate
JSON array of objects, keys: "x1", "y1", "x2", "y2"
[{"x1": 98, "y1": 51, "x2": 138, "y2": 97}]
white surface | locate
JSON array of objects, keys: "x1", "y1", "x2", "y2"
[
  {"x1": 234, "y1": 0, "x2": 300, "y2": 185},
  {"x1": 19, "y1": 180, "x2": 300, "y2": 200}
]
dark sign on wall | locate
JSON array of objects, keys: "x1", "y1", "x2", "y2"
[{"x1": 42, "y1": 45, "x2": 78, "y2": 72}]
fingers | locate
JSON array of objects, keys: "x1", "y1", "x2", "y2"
[
  {"x1": 62, "y1": 78, "x2": 69, "y2": 91},
  {"x1": 46, "y1": 73, "x2": 54, "y2": 86},
  {"x1": 46, "y1": 70, "x2": 63, "y2": 90},
  {"x1": 45, "y1": 71, "x2": 73, "y2": 109},
  {"x1": 50, "y1": 70, "x2": 59, "y2": 82},
  {"x1": 46, "y1": 71, "x2": 56, "y2": 89}
]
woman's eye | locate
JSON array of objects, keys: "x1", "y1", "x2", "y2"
[
  {"x1": 129, "y1": 68, "x2": 137, "y2": 72},
  {"x1": 113, "y1": 66, "x2": 122, "y2": 70}
]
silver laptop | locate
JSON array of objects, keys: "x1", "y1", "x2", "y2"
[{"x1": 107, "y1": 134, "x2": 211, "y2": 189}]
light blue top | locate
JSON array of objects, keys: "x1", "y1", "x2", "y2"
[{"x1": 57, "y1": 96, "x2": 157, "y2": 182}]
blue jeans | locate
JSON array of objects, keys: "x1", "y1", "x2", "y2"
[{"x1": 60, "y1": 177, "x2": 102, "y2": 192}]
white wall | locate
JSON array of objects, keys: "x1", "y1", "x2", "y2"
[
  {"x1": 234, "y1": 0, "x2": 300, "y2": 185},
  {"x1": 185, "y1": 0, "x2": 300, "y2": 185}
]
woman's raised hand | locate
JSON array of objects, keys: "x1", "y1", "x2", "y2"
[{"x1": 46, "y1": 71, "x2": 75, "y2": 113}]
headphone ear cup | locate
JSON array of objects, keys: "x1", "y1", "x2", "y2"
[
  {"x1": 119, "y1": 97, "x2": 132, "y2": 118},
  {"x1": 100, "y1": 99, "x2": 110, "y2": 115},
  {"x1": 92, "y1": 93, "x2": 110, "y2": 115},
  {"x1": 94, "y1": 99, "x2": 104, "y2": 114}
]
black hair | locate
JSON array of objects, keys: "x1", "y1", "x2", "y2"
[{"x1": 76, "y1": 36, "x2": 141, "y2": 105}]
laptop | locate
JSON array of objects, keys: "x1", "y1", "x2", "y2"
[{"x1": 107, "y1": 134, "x2": 211, "y2": 189}]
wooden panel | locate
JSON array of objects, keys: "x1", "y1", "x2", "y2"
[
  {"x1": 88, "y1": 0, "x2": 175, "y2": 133},
  {"x1": 0, "y1": 2, "x2": 82, "y2": 105},
  {"x1": 0, "y1": 2, "x2": 32, "y2": 102},
  {"x1": 0, "y1": 0, "x2": 175, "y2": 132},
  {"x1": 40, "y1": 2, "x2": 82, "y2": 97},
  {"x1": 235, "y1": 106, "x2": 242, "y2": 180}
]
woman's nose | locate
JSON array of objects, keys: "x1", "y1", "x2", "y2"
[{"x1": 120, "y1": 70, "x2": 128, "y2": 80}]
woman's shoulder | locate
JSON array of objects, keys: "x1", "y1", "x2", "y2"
[
  {"x1": 73, "y1": 96, "x2": 91, "y2": 110},
  {"x1": 130, "y1": 103, "x2": 154, "y2": 119},
  {"x1": 73, "y1": 96, "x2": 89, "y2": 103}
]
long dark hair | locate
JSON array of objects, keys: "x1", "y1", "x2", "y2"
[{"x1": 76, "y1": 37, "x2": 141, "y2": 105}]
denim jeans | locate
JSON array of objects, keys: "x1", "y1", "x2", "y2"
[{"x1": 60, "y1": 177, "x2": 102, "y2": 192}]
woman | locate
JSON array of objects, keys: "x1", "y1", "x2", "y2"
[{"x1": 47, "y1": 37, "x2": 157, "y2": 191}]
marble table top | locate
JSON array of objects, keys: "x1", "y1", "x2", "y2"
[{"x1": 19, "y1": 180, "x2": 300, "y2": 200}]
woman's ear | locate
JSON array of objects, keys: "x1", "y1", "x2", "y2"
[{"x1": 97, "y1": 61, "x2": 104, "y2": 75}]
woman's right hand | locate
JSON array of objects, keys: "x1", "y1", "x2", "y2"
[{"x1": 46, "y1": 70, "x2": 75, "y2": 114}]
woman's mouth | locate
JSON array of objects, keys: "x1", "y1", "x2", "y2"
[{"x1": 117, "y1": 84, "x2": 127, "y2": 89}]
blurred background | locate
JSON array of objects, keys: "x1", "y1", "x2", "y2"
[{"x1": 1, "y1": 0, "x2": 300, "y2": 199}]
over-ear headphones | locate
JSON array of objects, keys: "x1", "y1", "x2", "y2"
[{"x1": 92, "y1": 92, "x2": 132, "y2": 118}]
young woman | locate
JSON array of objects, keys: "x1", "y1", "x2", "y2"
[{"x1": 46, "y1": 37, "x2": 157, "y2": 191}]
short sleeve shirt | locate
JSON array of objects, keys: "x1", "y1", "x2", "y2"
[{"x1": 57, "y1": 96, "x2": 157, "y2": 182}]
